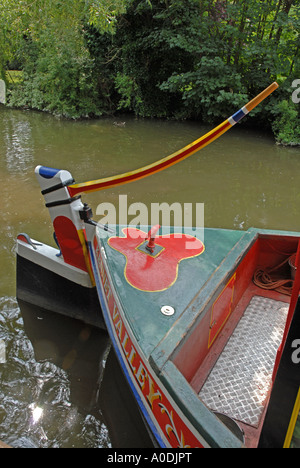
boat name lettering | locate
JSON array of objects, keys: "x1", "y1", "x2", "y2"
[
  {"x1": 291, "y1": 339, "x2": 300, "y2": 364},
  {"x1": 103, "y1": 273, "x2": 163, "y2": 408},
  {"x1": 95, "y1": 243, "x2": 163, "y2": 407},
  {"x1": 94, "y1": 238, "x2": 203, "y2": 448}
]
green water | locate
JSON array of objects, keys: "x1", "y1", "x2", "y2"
[{"x1": 0, "y1": 106, "x2": 299, "y2": 447}]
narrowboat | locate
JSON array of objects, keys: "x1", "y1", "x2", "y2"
[{"x1": 16, "y1": 83, "x2": 300, "y2": 448}]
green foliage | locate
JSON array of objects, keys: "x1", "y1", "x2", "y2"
[
  {"x1": 8, "y1": 20, "x2": 105, "y2": 118},
  {"x1": 88, "y1": 0, "x2": 127, "y2": 33},
  {"x1": 271, "y1": 100, "x2": 300, "y2": 146},
  {"x1": 159, "y1": 57, "x2": 249, "y2": 121},
  {"x1": 267, "y1": 74, "x2": 300, "y2": 146},
  {"x1": 112, "y1": 0, "x2": 203, "y2": 117},
  {"x1": 9, "y1": 50, "x2": 103, "y2": 119},
  {"x1": 112, "y1": 0, "x2": 300, "y2": 140},
  {"x1": 2, "y1": 0, "x2": 127, "y2": 117},
  {"x1": 1, "y1": 0, "x2": 299, "y2": 144},
  {"x1": 271, "y1": 92, "x2": 300, "y2": 146},
  {"x1": 114, "y1": 72, "x2": 142, "y2": 110}
]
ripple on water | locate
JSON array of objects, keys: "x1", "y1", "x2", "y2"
[{"x1": 0, "y1": 297, "x2": 111, "y2": 448}]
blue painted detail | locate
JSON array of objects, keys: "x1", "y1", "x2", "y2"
[
  {"x1": 88, "y1": 242, "x2": 166, "y2": 448},
  {"x1": 53, "y1": 232, "x2": 62, "y2": 257},
  {"x1": 38, "y1": 166, "x2": 60, "y2": 179},
  {"x1": 231, "y1": 108, "x2": 246, "y2": 123}
]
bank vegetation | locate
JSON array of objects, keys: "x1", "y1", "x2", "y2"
[{"x1": 1, "y1": 0, "x2": 299, "y2": 145}]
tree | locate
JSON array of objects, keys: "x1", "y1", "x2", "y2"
[
  {"x1": 1, "y1": 0, "x2": 127, "y2": 117},
  {"x1": 1, "y1": 0, "x2": 299, "y2": 143}
]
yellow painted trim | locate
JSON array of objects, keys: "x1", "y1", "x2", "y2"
[
  {"x1": 283, "y1": 386, "x2": 300, "y2": 448},
  {"x1": 77, "y1": 229, "x2": 96, "y2": 286},
  {"x1": 245, "y1": 82, "x2": 279, "y2": 112},
  {"x1": 69, "y1": 120, "x2": 231, "y2": 195},
  {"x1": 68, "y1": 83, "x2": 278, "y2": 197}
]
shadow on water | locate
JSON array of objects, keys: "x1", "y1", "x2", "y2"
[{"x1": 0, "y1": 298, "x2": 153, "y2": 448}]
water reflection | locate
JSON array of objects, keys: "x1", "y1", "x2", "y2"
[
  {"x1": 0, "y1": 297, "x2": 109, "y2": 448},
  {"x1": 0, "y1": 297, "x2": 153, "y2": 448},
  {"x1": 1, "y1": 111, "x2": 34, "y2": 173},
  {"x1": 0, "y1": 106, "x2": 300, "y2": 448}
]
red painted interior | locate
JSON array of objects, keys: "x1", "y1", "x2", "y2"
[
  {"x1": 172, "y1": 233, "x2": 298, "y2": 447},
  {"x1": 173, "y1": 234, "x2": 298, "y2": 382},
  {"x1": 208, "y1": 274, "x2": 236, "y2": 348}
]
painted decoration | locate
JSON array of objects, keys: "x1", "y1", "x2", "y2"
[
  {"x1": 93, "y1": 238, "x2": 208, "y2": 448},
  {"x1": 68, "y1": 83, "x2": 279, "y2": 197},
  {"x1": 108, "y1": 227, "x2": 204, "y2": 292}
]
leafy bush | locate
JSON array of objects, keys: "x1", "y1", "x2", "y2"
[
  {"x1": 4, "y1": 0, "x2": 126, "y2": 118},
  {"x1": 159, "y1": 57, "x2": 249, "y2": 121},
  {"x1": 272, "y1": 99, "x2": 300, "y2": 146},
  {"x1": 2, "y1": 0, "x2": 300, "y2": 144},
  {"x1": 7, "y1": 26, "x2": 104, "y2": 118}
]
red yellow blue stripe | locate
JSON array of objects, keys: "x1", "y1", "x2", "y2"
[{"x1": 68, "y1": 82, "x2": 278, "y2": 197}]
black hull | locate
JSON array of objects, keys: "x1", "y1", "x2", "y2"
[{"x1": 17, "y1": 254, "x2": 106, "y2": 330}]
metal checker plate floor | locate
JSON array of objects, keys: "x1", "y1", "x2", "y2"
[{"x1": 199, "y1": 296, "x2": 288, "y2": 427}]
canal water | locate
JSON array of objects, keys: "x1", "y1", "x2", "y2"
[{"x1": 0, "y1": 106, "x2": 299, "y2": 447}]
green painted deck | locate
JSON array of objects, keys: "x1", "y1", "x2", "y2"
[
  {"x1": 99, "y1": 226, "x2": 251, "y2": 359},
  {"x1": 96, "y1": 224, "x2": 300, "y2": 447}
]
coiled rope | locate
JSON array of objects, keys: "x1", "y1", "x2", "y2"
[{"x1": 253, "y1": 254, "x2": 296, "y2": 296}]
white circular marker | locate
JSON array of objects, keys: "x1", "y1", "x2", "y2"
[{"x1": 161, "y1": 306, "x2": 175, "y2": 316}]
